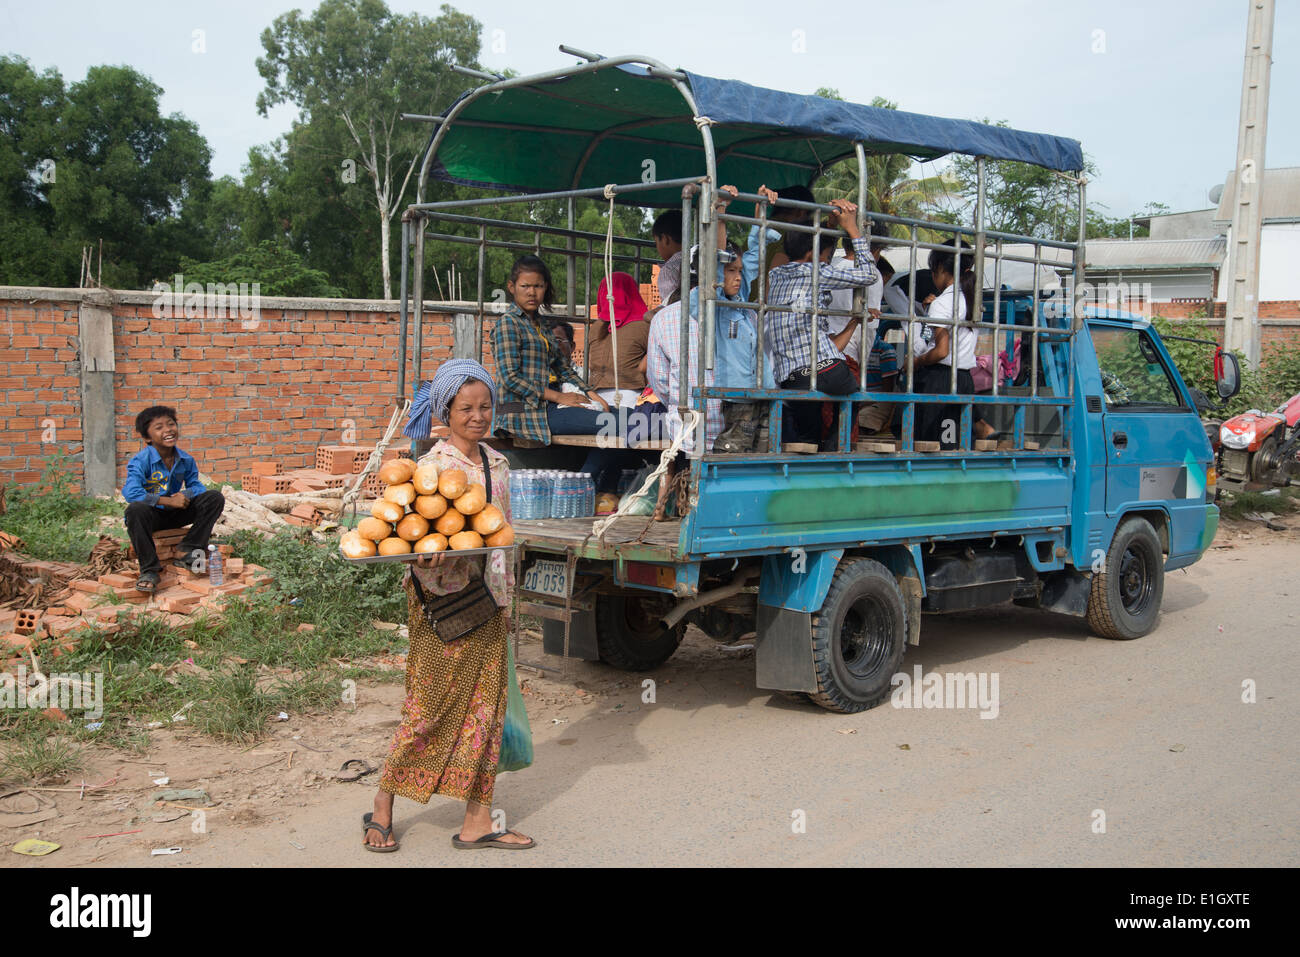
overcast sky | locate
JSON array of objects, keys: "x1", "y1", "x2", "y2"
[{"x1": 3, "y1": 0, "x2": 1296, "y2": 221}]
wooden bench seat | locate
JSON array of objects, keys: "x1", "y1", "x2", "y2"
[{"x1": 549, "y1": 434, "x2": 672, "y2": 451}]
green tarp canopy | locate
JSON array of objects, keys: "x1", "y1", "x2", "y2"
[{"x1": 426, "y1": 62, "x2": 1084, "y2": 206}]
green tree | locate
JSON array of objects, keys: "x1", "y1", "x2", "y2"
[
  {"x1": 179, "y1": 240, "x2": 342, "y2": 297},
  {"x1": 0, "y1": 57, "x2": 213, "y2": 288},
  {"x1": 810, "y1": 89, "x2": 957, "y2": 239},
  {"x1": 0, "y1": 56, "x2": 72, "y2": 285},
  {"x1": 53, "y1": 65, "x2": 213, "y2": 287},
  {"x1": 255, "y1": 0, "x2": 481, "y2": 298}
]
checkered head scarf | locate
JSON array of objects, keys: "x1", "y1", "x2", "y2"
[{"x1": 429, "y1": 359, "x2": 495, "y2": 424}]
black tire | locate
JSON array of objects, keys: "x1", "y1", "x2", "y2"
[
  {"x1": 595, "y1": 591, "x2": 683, "y2": 671},
  {"x1": 807, "y1": 558, "x2": 907, "y2": 714},
  {"x1": 1087, "y1": 517, "x2": 1164, "y2": 640}
]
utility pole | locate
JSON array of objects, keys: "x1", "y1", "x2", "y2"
[{"x1": 1223, "y1": 0, "x2": 1274, "y2": 367}]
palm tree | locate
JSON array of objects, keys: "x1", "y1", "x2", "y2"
[{"x1": 811, "y1": 92, "x2": 958, "y2": 240}]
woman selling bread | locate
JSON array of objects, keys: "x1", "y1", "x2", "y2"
[{"x1": 362, "y1": 358, "x2": 534, "y2": 852}]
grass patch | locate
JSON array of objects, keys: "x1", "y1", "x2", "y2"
[
  {"x1": 0, "y1": 724, "x2": 84, "y2": 783},
  {"x1": 0, "y1": 451, "x2": 125, "y2": 563},
  {"x1": 1219, "y1": 487, "x2": 1300, "y2": 521},
  {"x1": 1, "y1": 461, "x2": 413, "y2": 771}
]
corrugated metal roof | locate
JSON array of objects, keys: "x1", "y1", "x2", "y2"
[
  {"x1": 995, "y1": 238, "x2": 1225, "y2": 270},
  {"x1": 1214, "y1": 166, "x2": 1300, "y2": 223}
]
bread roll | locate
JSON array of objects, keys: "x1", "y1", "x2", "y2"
[
  {"x1": 378, "y1": 459, "x2": 414, "y2": 486},
  {"x1": 438, "y1": 468, "x2": 468, "y2": 499},
  {"x1": 434, "y1": 509, "x2": 465, "y2": 536},
  {"x1": 412, "y1": 463, "x2": 440, "y2": 494},
  {"x1": 395, "y1": 457, "x2": 417, "y2": 473},
  {"x1": 454, "y1": 484, "x2": 486, "y2": 516},
  {"x1": 449, "y1": 530, "x2": 484, "y2": 550},
  {"x1": 377, "y1": 536, "x2": 412, "y2": 555},
  {"x1": 471, "y1": 503, "x2": 505, "y2": 536},
  {"x1": 396, "y1": 513, "x2": 430, "y2": 542},
  {"x1": 340, "y1": 532, "x2": 377, "y2": 558},
  {"x1": 370, "y1": 499, "x2": 404, "y2": 523},
  {"x1": 484, "y1": 525, "x2": 514, "y2": 547},
  {"x1": 413, "y1": 493, "x2": 448, "y2": 520},
  {"x1": 383, "y1": 482, "x2": 417, "y2": 507},
  {"x1": 357, "y1": 517, "x2": 393, "y2": 542},
  {"x1": 413, "y1": 533, "x2": 448, "y2": 553}
]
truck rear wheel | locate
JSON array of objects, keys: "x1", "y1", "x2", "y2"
[
  {"x1": 595, "y1": 592, "x2": 683, "y2": 671},
  {"x1": 1087, "y1": 517, "x2": 1164, "y2": 640},
  {"x1": 808, "y1": 558, "x2": 907, "y2": 714}
]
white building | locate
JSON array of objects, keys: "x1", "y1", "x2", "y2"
[{"x1": 1213, "y1": 165, "x2": 1300, "y2": 303}]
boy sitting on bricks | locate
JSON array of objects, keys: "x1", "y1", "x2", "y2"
[{"x1": 122, "y1": 405, "x2": 225, "y2": 593}]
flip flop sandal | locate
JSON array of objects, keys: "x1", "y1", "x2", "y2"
[
  {"x1": 135, "y1": 571, "x2": 160, "y2": 594},
  {"x1": 362, "y1": 812, "x2": 399, "y2": 852},
  {"x1": 173, "y1": 548, "x2": 205, "y2": 572},
  {"x1": 335, "y1": 759, "x2": 378, "y2": 783},
  {"x1": 451, "y1": 829, "x2": 536, "y2": 850}
]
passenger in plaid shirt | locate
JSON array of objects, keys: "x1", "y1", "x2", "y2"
[
  {"x1": 646, "y1": 300, "x2": 724, "y2": 455},
  {"x1": 489, "y1": 256, "x2": 609, "y2": 446},
  {"x1": 765, "y1": 199, "x2": 879, "y2": 448}
]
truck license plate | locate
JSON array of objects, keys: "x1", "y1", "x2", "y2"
[{"x1": 523, "y1": 559, "x2": 569, "y2": 598}]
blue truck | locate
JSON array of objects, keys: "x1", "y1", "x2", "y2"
[{"x1": 398, "y1": 52, "x2": 1240, "y2": 713}]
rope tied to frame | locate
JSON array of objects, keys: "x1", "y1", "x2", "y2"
[
  {"x1": 693, "y1": 115, "x2": 715, "y2": 129},
  {"x1": 333, "y1": 398, "x2": 412, "y2": 521},
  {"x1": 591, "y1": 409, "x2": 701, "y2": 540}
]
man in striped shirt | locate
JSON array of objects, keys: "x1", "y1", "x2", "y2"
[{"x1": 765, "y1": 199, "x2": 880, "y2": 449}]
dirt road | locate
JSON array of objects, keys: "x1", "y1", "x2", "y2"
[{"x1": 7, "y1": 527, "x2": 1298, "y2": 868}]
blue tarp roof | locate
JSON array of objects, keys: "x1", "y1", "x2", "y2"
[
  {"x1": 425, "y1": 60, "x2": 1084, "y2": 203},
  {"x1": 684, "y1": 72, "x2": 1084, "y2": 173}
]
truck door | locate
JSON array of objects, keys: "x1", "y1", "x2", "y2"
[{"x1": 1090, "y1": 325, "x2": 1208, "y2": 523}]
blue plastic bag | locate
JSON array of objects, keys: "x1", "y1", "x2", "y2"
[{"x1": 499, "y1": 639, "x2": 533, "y2": 772}]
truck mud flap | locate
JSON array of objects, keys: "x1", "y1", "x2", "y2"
[
  {"x1": 1038, "y1": 570, "x2": 1091, "y2": 617},
  {"x1": 541, "y1": 608, "x2": 600, "y2": 660},
  {"x1": 755, "y1": 604, "x2": 819, "y2": 693}
]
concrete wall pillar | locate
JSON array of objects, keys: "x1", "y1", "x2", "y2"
[{"x1": 77, "y1": 289, "x2": 117, "y2": 496}]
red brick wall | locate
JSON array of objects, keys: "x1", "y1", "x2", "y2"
[
  {"x1": 109, "y1": 302, "x2": 457, "y2": 488},
  {"x1": 0, "y1": 299, "x2": 84, "y2": 485},
  {"x1": 2, "y1": 288, "x2": 1292, "y2": 494}
]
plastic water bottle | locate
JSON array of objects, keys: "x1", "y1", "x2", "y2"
[
  {"x1": 208, "y1": 544, "x2": 224, "y2": 586},
  {"x1": 560, "y1": 473, "x2": 576, "y2": 518},
  {"x1": 580, "y1": 475, "x2": 595, "y2": 516},
  {"x1": 551, "y1": 470, "x2": 566, "y2": 514}
]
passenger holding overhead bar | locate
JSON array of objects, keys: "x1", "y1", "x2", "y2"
[
  {"x1": 765, "y1": 196, "x2": 880, "y2": 450},
  {"x1": 700, "y1": 184, "x2": 776, "y2": 454}
]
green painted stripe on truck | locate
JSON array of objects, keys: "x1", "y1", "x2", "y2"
[{"x1": 766, "y1": 474, "x2": 1020, "y2": 524}]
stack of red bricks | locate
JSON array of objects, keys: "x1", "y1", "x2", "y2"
[
  {"x1": 1, "y1": 530, "x2": 275, "y2": 673},
  {"x1": 239, "y1": 445, "x2": 404, "y2": 525}
]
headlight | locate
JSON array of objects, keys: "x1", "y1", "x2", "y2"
[{"x1": 1219, "y1": 425, "x2": 1254, "y2": 450}]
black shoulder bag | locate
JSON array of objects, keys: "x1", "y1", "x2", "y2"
[{"x1": 408, "y1": 445, "x2": 500, "y2": 642}]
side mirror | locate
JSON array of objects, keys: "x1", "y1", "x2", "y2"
[{"x1": 1214, "y1": 349, "x2": 1241, "y2": 400}]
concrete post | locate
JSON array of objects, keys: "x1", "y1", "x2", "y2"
[{"x1": 77, "y1": 289, "x2": 117, "y2": 496}]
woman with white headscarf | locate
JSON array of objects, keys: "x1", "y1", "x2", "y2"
[{"x1": 364, "y1": 358, "x2": 534, "y2": 853}]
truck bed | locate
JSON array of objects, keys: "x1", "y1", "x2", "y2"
[{"x1": 514, "y1": 516, "x2": 684, "y2": 562}]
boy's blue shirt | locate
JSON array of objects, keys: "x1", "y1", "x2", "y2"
[
  {"x1": 693, "y1": 224, "x2": 779, "y2": 391},
  {"x1": 123, "y1": 445, "x2": 206, "y2": 508}
]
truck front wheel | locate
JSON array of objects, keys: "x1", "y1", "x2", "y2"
[
  {"x1": 1087, "y1": 517, "x2": 1164, "y2": 640},
  {"x1": 595, "y1": 592, "x2": 683, "y2": 671},
  {"x1": 808, "y1": 558, "x2": 907, "y2": 714}
]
